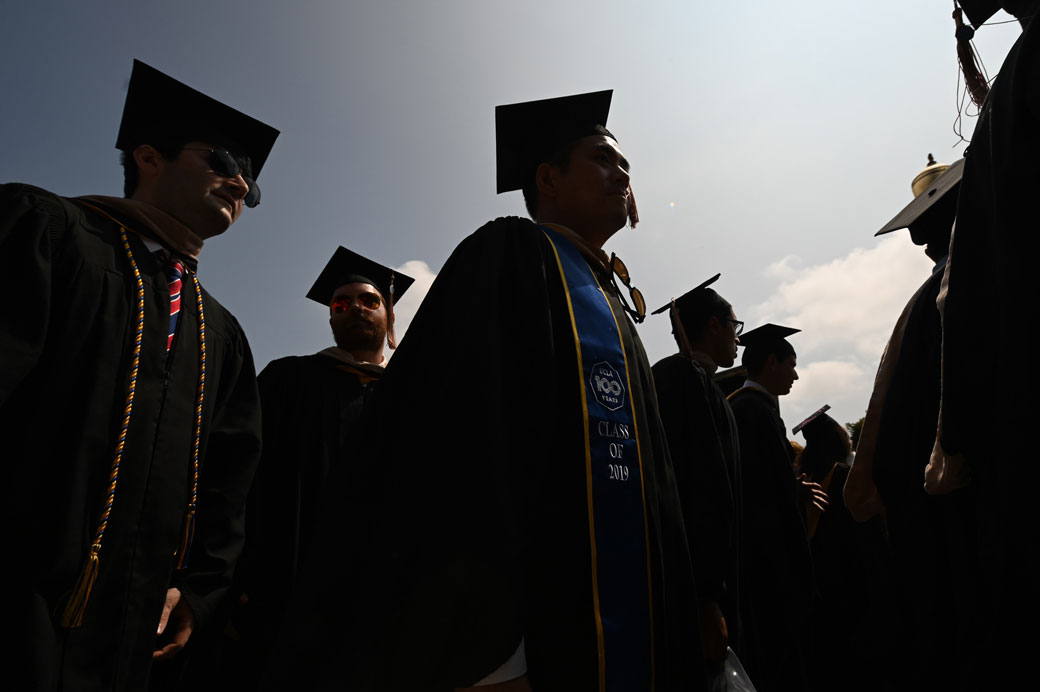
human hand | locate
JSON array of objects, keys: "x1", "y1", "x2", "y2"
[
  {"x1": 924, "y1": 437, "x2": 972, "y2": 494},
  {"x1": 153, "y1": 587, "x2": 197, "y2": 661},
  {"x1": 798, "y1": 474, "x2": 829, "y2": 512}
]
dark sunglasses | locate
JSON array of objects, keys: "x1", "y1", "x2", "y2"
[
  {"x1": 608, "y1": 253, "x2": 646, "y2": 323},
  {"x1": 330, "y1": 293, "x2": 382, "y2": 313},
  {"x1": 181, "y1": 147, "x2": 260, "y2": 208}
]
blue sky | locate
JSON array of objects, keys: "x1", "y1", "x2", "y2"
[{"x1": 0, "y1": 0, "x2": 1022, "y2": 431}]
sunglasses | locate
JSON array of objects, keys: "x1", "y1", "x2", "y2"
[
  {"x1": 330, "y1": 292, "x2": 383, "y2": 313},
  {"x1": 609, "y1": 253, "x2": 646, "y2": 323},
  {"x1": 181, "y1": 147, "x2": 261, "y2": 208}
]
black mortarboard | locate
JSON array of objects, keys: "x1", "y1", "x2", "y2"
[
  {"x1": 876, "y1": 158, "x2": 964, "y2": 237},
  {"x1": 739, "y1": 323, "x2": 800, "y2": 349},
  {"x1": 495, "y1": 90, "x2": 614, "y2": 194},
  {"x1": 650, "y1": 273, "x2": 721, "y2": 316},
  {"x1": 306, "y1": 246, "x2": 415, "y2": 310},
  {"x1": 116, "y1": 60, "x2": 279, "y2": 177},
  {"x1": 956, "y1": 0, "x2": 1002, "y2": 28},
  {"x1": 793, "y1": 404, "x2": 832, "y2": 435}
]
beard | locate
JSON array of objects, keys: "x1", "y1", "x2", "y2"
[{"x1": 332, "y1": 318, "x2": 385, "y2": 353}]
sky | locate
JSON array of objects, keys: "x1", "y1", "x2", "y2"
[{"x1": 0, "y1": 0, "x2": 1024, "y2": 435}]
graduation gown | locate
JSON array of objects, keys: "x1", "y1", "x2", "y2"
[
  {"x1": 244, "y1": 353, "x2": 383, "y2": 673},
  {"x1": 266, "y1": 217, "x2": 703, "y2": 691},
  {"x1": 1, "y1": 184, "x2": 262, "y2": 691},
  {"x1": 937, "y1": 14, "x2": 1039, "y2": 684},
  {"x1": 729, "y1": 387, "x2": 812, "y2": 692},
  {"x1": 652, "y1": 354, "x2": 742, "y2": 655}
]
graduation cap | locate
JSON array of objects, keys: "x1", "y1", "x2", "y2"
[
  {"x1": 650, "y1": 273, "x2": 721, "y2": 317},
  {"x1": 876, "y1": 157, "x2": 964, "y2": 237},
  {"x1": 956, "y1": 0, "x2": 1003, "y2": 28},
  {"x1": 116, "y1": 59, "x2": 279, "y2": 178},
  {"x1": 739, "y1": 323, "x2": 800, "y2": 350},
  {"x1": 306, "y1": 246, "x2": 415, "y2": 311},
  {"x1": 793, "y1": 404, "x2": 832, "y2": 435},
  {"x1": 495, "y1": 90, "x2": 614, "y2": 194}
]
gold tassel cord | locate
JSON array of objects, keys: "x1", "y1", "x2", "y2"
[
  {"x1": 60, "y1": 227, "x2": 145, "y2": 628},
  {"x1": 174, "y1": 273, "x2": 206, "y2": 570}
]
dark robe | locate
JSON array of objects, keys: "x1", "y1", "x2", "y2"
[
  {"x1": 652, "y1": 354, "x2": 742, "y2": 657},
  {"x1": 866, "y1": 263, "x2": 980, "y2": 690},
  {"x1": 806, "y1": 461, "x2": 895, "y2": 692},
  {"x1": 265, "y1": 217, "x2": 704, "y2": 691},
  {"x1": 172, "y1": 352, "x2": 383, "y2": 690},
  {"x1": 1, "y1": 184, "x2": 261, "y2": 691},
  {"x1": 729, "y1": 387, "x2": 812, "y2": 692},
  {"x1": 938, "y1": 13, "x2": 1040, "y2": 686}
]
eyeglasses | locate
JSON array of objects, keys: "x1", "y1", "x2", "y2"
[
  {"x1": 608, "y1": 253, "x2": 646, "y2": 323},
  {"x1": 330, "y1": 292, "x2": 382, "y2": 313},
  {"x1": 181, "y1": 147, "x2": 261, "y2": 208},
  {"x1": 728, "y1": 319, "x2": 745, "y2": 335}
]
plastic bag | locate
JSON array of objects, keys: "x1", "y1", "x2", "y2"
[{"x1": 708, "y1": 647, "x2": 757, "y2": 692}]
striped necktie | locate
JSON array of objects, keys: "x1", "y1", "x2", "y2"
[{"x1": 163, "y1": 255, "x2": 185, "y2": 351}]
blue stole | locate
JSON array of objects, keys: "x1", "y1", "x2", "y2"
[{"x1": 541, "y1": 225, "x2": 654, "y2": 691}]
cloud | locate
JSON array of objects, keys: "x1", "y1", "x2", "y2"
[
  {"x1": 784, "y1": 360, "x2": 869, "y2": 432},
  {"x1": 751, "y1": 236, "x2": 934, "y2": 361},
  {"x1": 747, "y1": 236, "x2": 934, "y2": 430},
  {"x1": 390, "y1": 259, "x2": 437, "y2": 345}
]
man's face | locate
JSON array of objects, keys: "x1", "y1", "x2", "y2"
[
  {"x1": 713, "y1": 310, "x2": 741, "y2": 368},
  {"x1": 149, "y1": 141, "x2": 251, "y2": 239},
  {"x1": 773, "y1": 353, "x2": 799, "y2": 396},
  {"x1": 551, "y1": 134, "x2": 632, "y2": 237},
  {"x1": 329, "y1": 282, "x2": 388, "y2": 354}
]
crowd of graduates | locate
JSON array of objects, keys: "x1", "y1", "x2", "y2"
[{"x1": 4, "y1": 2, "x2": 1038, "y2": 691}]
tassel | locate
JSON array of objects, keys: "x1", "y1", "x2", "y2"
[
  {"x1": 386, "y1": 272, "x2": 398, "y2": 350},
  {"x1": 174, "y1": 507, "x2": 196, "y2": 570},
  {"x1": 627, "y1": 184, "x2": 639, "y2": 229},
  {"x1": 954, "y1": 5, "x2": 990, "y2": 109},
  {"x1": 60, "y1": 544, "x2": 101, "y2": 627}
]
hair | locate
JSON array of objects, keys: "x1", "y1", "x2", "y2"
[
  {"x1": 120, "y1": 134, "x2": 190, "y2": 197},
  {"x1": 671, "y1": 289, "x2": 732, "y2": 351},
  {"x1": 120, "y1": 126, "x2": 254, "y2": 198},
  {"x1": 742, "y1": 339, "x2": 795, "y2": 378},
  {"x1": 797, "y1": 413, "x2": 851, "y2": 479},
  {"x1": 521, "y1": 143, "x2": 576, "y2": 218}
]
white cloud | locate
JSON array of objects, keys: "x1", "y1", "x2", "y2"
[
  {"x1": 751, "y1": 236, "x2": 934, "y2": 361},
  {"x1": 748, "y1": 236, "x2": 935, "y2": 430},
  {"x1": 783, "y1": 360, "x2": 868, "y2": 433},
  {"x1": 390, "y1": 259, "x2": 437, "y2": 345}
]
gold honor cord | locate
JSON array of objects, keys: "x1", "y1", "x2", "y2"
[
  {"x1": 174, "y1": 272, "x2": 205, "y2": 569},
  {"x1": 61, "y1": 227, "x2": 145, "y2": 627},
  {"x1": 60, "y1": 206, "x2": 208, "y2": 627}
]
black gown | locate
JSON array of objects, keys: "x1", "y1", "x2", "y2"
[
  {"x1": 729, "y1": 387, "x2": 812, "y2": 692},
  {"x1": 175, "y1": 352, "x2": 383, "y2": 690},
  {"x1": 652, "y1": 354, "x2": 742, "y2": 656},
  {"x1": 265, "y1": 217, "x2": 704, "y2": 691},
  {"x1": 868, "y1": 264, "x2": 980, "y2": 690},
  {"x1": 938, "y1": 14, "x2": 1039, "y2": 686},
  {"x1": 1, "y1": 184, "x2": 261, "y2": 691}
]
